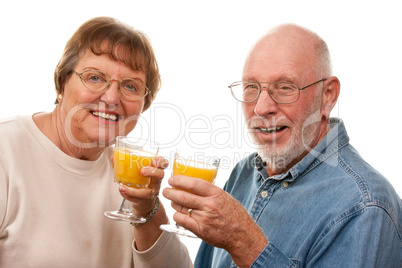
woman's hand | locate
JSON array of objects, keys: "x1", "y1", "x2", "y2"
[{"x1": 119, "y1": 156, "x2": 169, "y2": 217}]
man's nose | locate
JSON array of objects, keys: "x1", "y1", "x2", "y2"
[{"x1": 253, "y1": 87, "x2": 279, "y2": 116}]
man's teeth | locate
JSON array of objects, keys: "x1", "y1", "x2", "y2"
[
  {"x1": 259, "y1": 126, "x2": 285, "y2": 134},
  {"x1": 92, "y1": 111, "x2": 118, "y2": 121}
]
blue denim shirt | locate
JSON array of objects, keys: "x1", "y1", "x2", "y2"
[{"x1": 195, "y1": 118, "x2": 401, "y2": 267}]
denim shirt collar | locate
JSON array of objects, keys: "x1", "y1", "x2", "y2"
[{"x1": 255, "y1": 118, "x2": 349, "y2": 183}]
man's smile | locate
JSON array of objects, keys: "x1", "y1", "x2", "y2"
[{"x1": 258, "y1": 126, "x2": 287, "y2": 134}]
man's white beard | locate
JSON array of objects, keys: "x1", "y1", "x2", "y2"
[{"x1": 250, "y1": 99, "x2": 322, "y2": 173}]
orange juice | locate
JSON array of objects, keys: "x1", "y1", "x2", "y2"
[
  {"x1": 173, "y1": 161, "x2": 218, "y2": 184},
  {"x1": 113, "y1": 147, "x2": 154, "y2": 188}
]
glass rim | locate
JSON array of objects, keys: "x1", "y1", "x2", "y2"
[
  {"x1": 115, "y1": 136, "x2": 159, "y2": 155},
  {"x1": 174, "y1": 149, "x2": 220, "y2": 169}
]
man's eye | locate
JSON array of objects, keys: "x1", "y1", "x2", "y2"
[
  {"x1": 244, "y1": 84, "x2": 258, "y2": 90},
  {"x1": 277, "y1": 83, "x2": 296, "y2": 91}
]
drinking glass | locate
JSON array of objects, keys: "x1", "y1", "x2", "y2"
[
  {"x1": 104, "y1": 136, "x2": 159, "y2": 223},
  {"x1": 160, "y1": 150, "x2": 220, "y2": 238}
]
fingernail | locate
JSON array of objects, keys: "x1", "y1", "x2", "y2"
[
  {"x1": 119, "y1": 185, "x2": 127, "y2": 193},
  {"x1": 141, "y1": 167, "x2": 149, "y2": 175}
]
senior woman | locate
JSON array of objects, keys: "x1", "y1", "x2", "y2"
[{"x1": 0, "y1": 17, "x2": 191, "y2": 267}]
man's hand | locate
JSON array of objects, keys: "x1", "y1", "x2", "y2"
[{"x1": 163, "y1": 175, "x2": 268, "y2": 267}]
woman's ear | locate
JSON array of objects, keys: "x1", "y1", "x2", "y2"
[{"x1": 321, "y1": 76, "x2": 340, "y2": 119}]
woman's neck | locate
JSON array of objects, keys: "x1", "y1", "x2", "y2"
[{"x1": 32, "y1": 109, "x2": 106, "y2": 161}]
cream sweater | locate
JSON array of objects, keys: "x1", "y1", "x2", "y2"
[{"x1": 0, "y1": 115, "x2": 191, "y2": 268}]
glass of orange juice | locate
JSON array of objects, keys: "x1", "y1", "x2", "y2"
[
  {"x1": 160, "y1": 150, "x2": 220, "y2": 237},
  {"x1": 104, "y1": 137, "x2": 159, "y2": 224}
]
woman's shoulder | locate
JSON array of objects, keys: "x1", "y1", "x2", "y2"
[
  {"x1": 0, "y1": 115, "x2": 26, "y2": 135},
  {"x1": 0, "y1": 115, "x2": 21, "y2": 125},
  {"x1": 0, "y1": 115, "x2": 39, "y2": 146}
]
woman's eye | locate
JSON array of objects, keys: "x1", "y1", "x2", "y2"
[
  {"x1": 124, "y1": 84, "x2": 137, "y2": 92},
  {"x1": 89, "y1": 75, "x2": 102, "y2": 82},
  {"x1": 83, "y1": 71, "x2": 107, "y2": 83}
]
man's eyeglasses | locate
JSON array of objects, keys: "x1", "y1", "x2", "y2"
[
  {"x1": 228, "y1": 79, "x2": 327, "y2": 104},
  {"x1": 73, "y1": 70, "x2": 149, "y2": 102}
]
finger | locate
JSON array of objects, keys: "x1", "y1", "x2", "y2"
[
  {"x1": 119, "y1": 185, "x2": 159, "y2": 216},
  {"x1": 152, "y1": 156, "x2": 169, "y2": 170},
  {"x1": 163, "y1": 187, "x2": 201, "y2": 211},
  {"x1": 168, "y1": 175, "x2": 216, "y2": 197},
  {"x1": 141, "y1": 157, "x2": 168, "y2": 186},
  {"x1": 172, "y1": 208, "x2": 199, "y2": 232},
  {"x1": 171, "y1": 202, "x2": 188, "y2": 214},
  {"x1": 141, "y1": 166, "x2": 164, "y2": 183},
  {"x1": 119, "y1": 185, "x2": 155, "y2": 201}
]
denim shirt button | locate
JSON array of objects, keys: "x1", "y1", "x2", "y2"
[
  {"x1": 261, "y1": 191, "x2": 268, "y2": 198},
  {"x1": 282, "y1": 181, "x2": 289, "y2": 188}
]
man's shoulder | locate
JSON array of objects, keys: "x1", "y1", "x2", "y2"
[{"x1": 334, "y1": 144, "x2": 401, "y2": 223}]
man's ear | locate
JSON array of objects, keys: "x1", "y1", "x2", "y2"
[{"x1": 321, "y1": 76, "x2": 340, "y2": 119}]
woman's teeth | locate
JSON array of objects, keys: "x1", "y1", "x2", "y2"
[{"x1": 91, "y1": 111, "x2": 118, "y2": 121}]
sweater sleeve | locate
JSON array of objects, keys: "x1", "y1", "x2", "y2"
[
  {"x1": 133, "y1": 231, "x2": 193, "y2": 268},
  {"x1": 0, "y1": 148, "x2": 9, "y2": 235}
]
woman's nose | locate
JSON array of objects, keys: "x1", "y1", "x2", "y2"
[{"x1": 100, "y1": 80, "x2": 121, "y2": 105}]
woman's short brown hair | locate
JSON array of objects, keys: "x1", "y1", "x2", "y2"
[{"x1": 54, "y1": 16, "x2": 160, "y2": 112}]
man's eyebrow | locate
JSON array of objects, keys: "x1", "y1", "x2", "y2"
[{"x1": 241, "y1": 75, "x2": 298, "y2": 83}]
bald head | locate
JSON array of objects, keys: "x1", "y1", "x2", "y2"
[{"x1": 244, "y1": 24, "x2": 332, "y2": 81}]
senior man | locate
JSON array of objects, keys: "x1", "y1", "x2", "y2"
[{"x1": 163, "y1": 24, "x2": 401, "y2": 267}]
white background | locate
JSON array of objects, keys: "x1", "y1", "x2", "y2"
[{"x1": 1, "y1": 0, "x2": 401, "y2": 262}]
